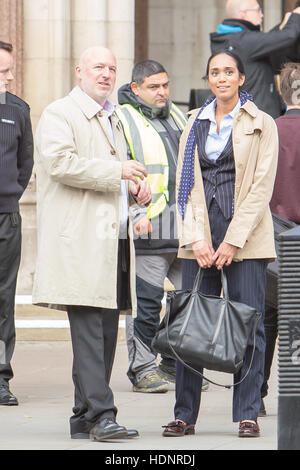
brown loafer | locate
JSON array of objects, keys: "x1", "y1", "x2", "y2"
[
  {"x1": 238, "y1": 420, "x2": 260, "y2": 437},
  {"x1": 162, "y1": 420, "x2": 195, "y2": 437}
]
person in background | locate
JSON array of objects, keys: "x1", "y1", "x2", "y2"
[
  {"x1": 117, "y1": 60, "x2": 188, "y2": 393},
  {"x1": 0, "y1": 41, "x2": 33, "y2": 406},
  {"x1": 261, "y1": 62, "x2": 300, "y2": 416},
  {"x1": 210, "y1": 0, "x2": 300, "y2": 118}
]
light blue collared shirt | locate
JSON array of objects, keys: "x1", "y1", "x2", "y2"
[{"x1": 197, "y1": 98, "x2": 241, "y2": 162}]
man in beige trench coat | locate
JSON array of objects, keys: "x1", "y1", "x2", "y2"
[{"x1": 33, "y1": 46, "x2": 151, "y2": 442}]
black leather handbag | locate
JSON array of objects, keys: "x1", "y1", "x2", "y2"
[{"x1": 152, "y1": 267, "x2": 262, "y2": 388}]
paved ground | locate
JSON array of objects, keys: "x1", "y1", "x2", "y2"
[{"x1": 0, "y1": 340, "x2": 278, "y2": 451}]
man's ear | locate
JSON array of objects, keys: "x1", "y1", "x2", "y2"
[
  {"x1": 75, "y1": 65, "x2": 81, "y2": 81},
  {"x1": 131, "y1": 82, "x2": 139, "y2": 96}
]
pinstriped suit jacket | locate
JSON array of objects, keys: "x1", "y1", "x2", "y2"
[{"x1": 176, "y1": 100, "x2": 278, "y2": 262}]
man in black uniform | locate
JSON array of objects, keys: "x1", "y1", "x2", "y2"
[{"x1": 0, "y1": 41, "x2": 34, "y2": 405}]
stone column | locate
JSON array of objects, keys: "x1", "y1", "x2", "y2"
[
  {"x1": 263, "y1": 0, "x2": 282, "y2": 32},
  {"x1": 19, "y1": 0, "x2": 72, "y2": 295},
  {"x1": 148, "y1": 0, "x2": 227, "y2": 106},
  {"x1": 23, "y1": 0, "x2": 72, "y2": 129},
  {"x1": 71, "y1": 0, "x2": 107, "y2": 87},
  {"x1": 107, "y1": 0, "x2": 135, "y2": 101},
  {"x1": 0, "y1": 0, "x2": 24, "y2": 97},
  {"x1": 70, "y1": 0, "x2": 135, "y2": 99}
]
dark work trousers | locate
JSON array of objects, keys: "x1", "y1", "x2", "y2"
[
  {"x1": 174, "y1": 200, "x2": 267, "y2": 424},
  {"x1": 67, "y1": 239, "x2": 130, "y2": 435},
  {"x1": 126, "y1": 253, "x2": 182, "y2": 384},
  {"x1": 0, "y1": 213, "x2": 22, "y2": 387}
]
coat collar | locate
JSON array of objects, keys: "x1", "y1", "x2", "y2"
[
  {"x1": 188, "y1": 99, "x2": 262, "y2": 133},
  {"x1": 240, "y1": 99, "x2": 258, "y2": 118},
  {"x1": 69, "y1": 86, "x2": 115, "y2": 120}
]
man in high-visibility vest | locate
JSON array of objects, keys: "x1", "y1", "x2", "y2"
[{"x1": 116, "y1": 60, "x2": 186, "y2": 393}]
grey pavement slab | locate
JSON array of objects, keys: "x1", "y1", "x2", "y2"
[{"x1": 0, "y1": 340, "x2": 278, "y2": 451}]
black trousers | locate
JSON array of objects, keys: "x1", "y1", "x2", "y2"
[
  {"x1": 67, "y1": 305, "x2": 119, "y2": 434},
  {"x1": 174, "y1": 200, "x2": 267, "y2": 423},
  {"x1": 66, "y1": 239, "x2": 130, "y2": 435},
  {"x1": 0, "y1": 213, "x2": 22, "y2": 387}
]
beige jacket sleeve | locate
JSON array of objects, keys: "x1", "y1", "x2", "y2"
[
  {"x1": 35, "y1": 103, "x2": 122, "y2": 193},
  {"x1": 224, "y1": 114, "x2": 278, "y2": 248}
]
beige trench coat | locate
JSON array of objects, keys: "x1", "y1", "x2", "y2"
[
  {"x1": 33, "y1": 86, "x2": 137, "y2": 316},
  {"x1": 176, "y1": 100, "x2": 278, "y2": 262}
]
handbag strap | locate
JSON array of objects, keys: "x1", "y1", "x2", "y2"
[
  {"x1": 193, "y1": 267, "x2": 229, "y2": 299},
  {"x1": 166, "y1": 277, "x2": 261, "y2": 389}
]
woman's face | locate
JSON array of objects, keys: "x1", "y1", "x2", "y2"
[{"x1": 207, "y1": 54, "x2": 245, "y2": 102}]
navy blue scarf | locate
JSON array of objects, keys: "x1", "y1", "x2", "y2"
[{"x1": 177, "y1": 90, "x2": 253, "y2": 219}]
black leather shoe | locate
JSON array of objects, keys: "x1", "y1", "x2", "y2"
[
  {"x1": 89, "y1": 418, "x2": 128, "y2": 441},
  {"x1": 126, "y1": 429, "x2": 139, "y2": 438},
  {"x1": 72, "y1": 428, "x2": 139, "y2": 439},
  {"x1": 0, "y1": 385, "x2": 18, "y2": 406}
]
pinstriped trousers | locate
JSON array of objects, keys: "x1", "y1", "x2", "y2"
[{"x1": 174, "y1": 200, "x2": 267, "y2": 423}]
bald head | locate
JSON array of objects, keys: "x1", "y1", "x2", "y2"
[
  {"x1": 78, "y1": 46, "x2": 116, "y2": 69},
  {"x1": 226, "y1": 0, "x2": 263, "y2": 26},
  {"x1": 226, "y1": 0, "x2": 249, "y2": 17},
  {"x1": 75, "y1": 46, "x2": 117, "y2": 105}
]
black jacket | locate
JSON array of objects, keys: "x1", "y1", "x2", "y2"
[
  {"x1": 210, "y1": 14, "x2": 300, "y2": 118},
  {"x1": 0, "y1": 92, "x2": 34, "y2": 212},
  {"x1": 118, "y1": 84, "x2": 182, "y2": 254}
]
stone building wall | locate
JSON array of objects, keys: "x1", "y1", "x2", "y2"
[{"x1": 0, "y1": 0, "x2": 286, "y2": 294}]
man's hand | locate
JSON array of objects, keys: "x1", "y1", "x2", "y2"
[
  {"x1": 130, "y1": 181, "x2": 151, "y2": 205},
  {"x1": 279, "y1": 12, "x2": 291, "y2": 29},
  {"x1": 192, "y1": 240, "x2": 215, "y2": 269},
  {"x1": 122, "y1": 160, "x2": 147, "y2": 185},
  {"x1": 212, "y1": 242, "x2": 237, "y2": 271},
  {"x1": 133, "y1": 215, "x2": 152, "y2": 235}
]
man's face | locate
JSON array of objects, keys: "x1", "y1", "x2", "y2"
[
  {"x1": 242, "y1": 0, "x2": 263, "y2": 26},
  {"x1": 0, "y1": 49, "x2": 14, "y2": 93},
  {"x1": 131, "y1": 72, "x2": 170, "y2": 108},
  {"x1": 76, "y1": 48, "x2": 117, "y2": 105}
]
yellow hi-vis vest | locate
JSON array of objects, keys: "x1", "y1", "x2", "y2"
[{"x1": 116, "y1": 103, "x2": 187, "y2": 219}]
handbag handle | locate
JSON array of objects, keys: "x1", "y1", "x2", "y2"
[
  {"x1": 166, "y1": 267, "x2": 261, "y2": 389},
  {"x1": 192, "y1": 267, "x2": 229, "y2": 300}
]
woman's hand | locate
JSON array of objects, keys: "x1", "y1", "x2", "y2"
[
  {"x1": 192, "y1": 240, "x2": 215, "y2": 269},
  {"x1": 212, "y1": 242, "x2": 237, "y2": 270}
]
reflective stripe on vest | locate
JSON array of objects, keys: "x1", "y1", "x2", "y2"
[{"x1": 116, "y1": 103, "x2": 187, "y2": 219}]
